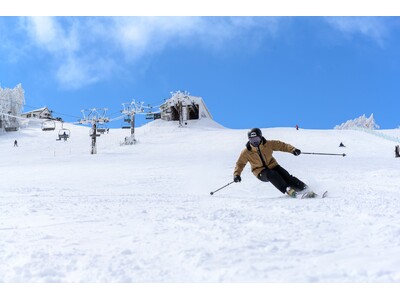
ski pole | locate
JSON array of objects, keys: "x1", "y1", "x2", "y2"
[
  {"x1": 302, "y1": 152, "x2": 346, "y2": 157},
  {"x1": 210, "y1": 181, "x2": 234, "y2": 195}
]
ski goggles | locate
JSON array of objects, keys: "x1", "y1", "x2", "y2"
[{"x1": 249, "y1": 136, "x2": 262, "y2": 147}]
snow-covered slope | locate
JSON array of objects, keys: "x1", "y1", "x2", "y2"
[{"x1": 1, "y1": 120, "x2": 400, "y2": 282}]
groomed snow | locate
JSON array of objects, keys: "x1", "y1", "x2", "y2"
[{"x1": 1, "y1": 119, "x2": 400, "y2": 282}]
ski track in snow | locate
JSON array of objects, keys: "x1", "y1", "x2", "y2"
[{"x1": 1, "y1": 121, "x2": 400, "y2": 282}]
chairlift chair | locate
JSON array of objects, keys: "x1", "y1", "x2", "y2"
[
  {"x1": 56, "y1": 122, "x2": 70, "y2": 141},
  {"x1": 57, "y1": 128, "x2": 70, "y2": 141},
  {"x1": 145, "y1": 113, "x2": 155, "y2": 120},
  {"x1": 97, "y1": 123, "x2": 108, "y2": 134},
  {"x1": 89, "y1": 128, "x2": 101, "y2": 137},
  {"x1": 122, "y1": 118, "x2": 131, "y2": 129},
  {"x1": 41, "y1": 120, "x2": 56, "y2": 131}
]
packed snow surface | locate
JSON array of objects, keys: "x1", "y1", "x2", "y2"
[{"x1": 1, "y1": 119, "x2": 400, "y2": 282}]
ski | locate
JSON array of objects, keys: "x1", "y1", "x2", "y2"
[{"x1": 300, "y1": 190, "x2": 328, "y2": 199}]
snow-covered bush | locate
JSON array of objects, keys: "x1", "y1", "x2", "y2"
[
  {"x1": 0, "y1": 84, "x2": 25, "y2": 132},
  {"x1": 334, "y1": 113, "x2": 380, "y2": 130}
]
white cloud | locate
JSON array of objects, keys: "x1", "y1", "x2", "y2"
[
  {"x1": 110, "y1": 17, "x2": 205, "y2": 60},
  {"x1": 24, "y1": 17, "x2": 79, "y2": 53},
  {"x1": 20, "y1": 16, "x2": 280, "y2": 89},
  {"x1": 325, "y1": 17, "x2": 389, "y2": 47},
  {"x1": 56, "y1": 55, "x2": 116, "y2": 90},
  {"x1": 109, "y1": 17, "x2": 280, "y2": 61}
]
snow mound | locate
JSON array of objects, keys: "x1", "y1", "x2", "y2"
[{"x1": 140, "y1": 118, "x2": 226, "y2": 131}]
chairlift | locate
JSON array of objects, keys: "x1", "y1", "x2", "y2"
[
  {"x1": 57, "y1": 129, "x2": 70, "y2": 141},
  {"x1": 4, "y1": 127, "x2": 18, "y2": 132},
  {"x1": 89, "y1": 128, "x2": 100, "y2": 137},
  {"x1": 56, "y1": 122, "x2": 70, "y2": 141},
  {"x1": 97, "y1": 123, "x2": 108, "y2": 134},
  {"x1": 145, "y1": 113, "x2": 154, "y2": 120},
  {"x1": 122, "y1": 118, "x2": 131, "y2": 129},
  {"x1": 41, "y1": 120, "x2": 56, "y2": 131}
]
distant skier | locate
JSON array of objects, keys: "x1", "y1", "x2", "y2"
[
  {"x1": 296, "y1": 124, "x2": 299, "y2": 130},
  {"x1": 233, "y1": 128, "x2": 308, "y2": 198},
  {"x1": 339, "y1": 142, "x2": 346, "y2": 147},
  {"x1": 395, "y1": 145, "x2": 400, "y2": 158},
  {"x1": 14, "y1": 140, "x2": 18, "y2": 147}
]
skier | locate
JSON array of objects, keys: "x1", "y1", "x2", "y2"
[
  {"x1": 339, "y1": 142, "x2": 345, "y2": 147},
  {"x1": 14, "y1": 140, "x2": 18, "y2": 147},
  {"x1": 295, "y1": 124, "x2": 299, "y2": 130},
  {"x1": 233, "y1": 128, "x2": 307, "y2": 198},
  {"x1": 395, "y1": 145, "x2": 400, "y2": 158}
]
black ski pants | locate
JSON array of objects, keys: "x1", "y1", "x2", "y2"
[{"x1": 257, "y1": 165, "x2": 306, "y2": 194}]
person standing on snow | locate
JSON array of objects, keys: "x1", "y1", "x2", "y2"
[{"x1": 233, "y1": 128, "x2": 307, "y2": 198}]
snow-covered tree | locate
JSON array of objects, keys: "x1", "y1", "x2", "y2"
[
  {"x1": 334, "y1": 113, "x2": 380, "y2": 130},
  {"x1": 0, "y1": 84, "x2": 25, "y2": 132}
]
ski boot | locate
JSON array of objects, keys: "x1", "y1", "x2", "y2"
[{"x1": 286, "y1": 187, "x2": 297, "y2": 198}]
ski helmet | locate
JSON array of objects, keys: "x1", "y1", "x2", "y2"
[{"x1": 247, "y1": 128, "x2": 262, "y2": 139}]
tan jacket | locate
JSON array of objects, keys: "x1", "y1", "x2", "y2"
[{"x1": 234, "y1": 138, "x2": 296, "y2": 177}]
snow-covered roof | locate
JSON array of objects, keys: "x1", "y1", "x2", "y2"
[
  {"x1": 160, "y1": 91, "x2": 213, "y2": 121},
  {"x1": 22, "y1": 107, "x2": 51, "y2": 114}
]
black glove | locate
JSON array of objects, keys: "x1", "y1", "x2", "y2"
[
  {"x1": 234, "y1": 175, "x2": 241, "y2": 183},
  {"x1": 293, "y1": 149, "x2": 301, "y2": 156}
]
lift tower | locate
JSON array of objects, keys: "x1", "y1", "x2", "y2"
[
  {"x1": 79, "y1": 108, "x2": 109, "y2": 154},
  {"x1": 121, "y1": 100, "x2": 151, "y2": 145}
]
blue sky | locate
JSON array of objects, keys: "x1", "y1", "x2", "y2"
[{"x1": 1, "y1": 16, "x2": 400, "y2": 129}]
